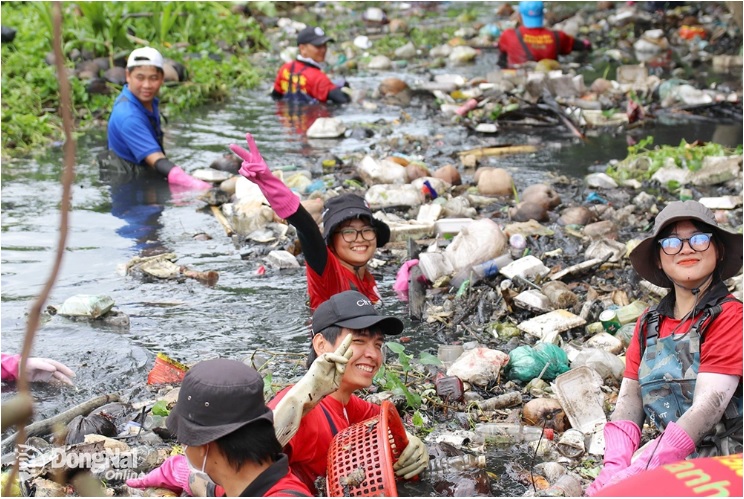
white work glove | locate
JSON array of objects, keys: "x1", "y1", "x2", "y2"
[
  {"x1": 26, "y1": 357, "x2": 75, "y2": 385},
  {"x1": 273, "y1": 334, "x2": 353, "y2": 446},
  {"x1": 393, "y1": 431, "x2": 429, "y2": 479}
]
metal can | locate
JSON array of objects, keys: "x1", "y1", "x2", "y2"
[{"x1": 599, "y1": 309, "x2": 622, "y2": 335}]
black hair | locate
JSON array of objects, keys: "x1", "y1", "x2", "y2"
[
  {"x1": 213, "y1": 419, "x2": 282, "y2": 471},
  {"x1": 306, "y1": 326, "x2": 384, "y2": 369}
]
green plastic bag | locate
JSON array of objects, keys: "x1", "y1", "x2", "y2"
[{"x1": 505, "y1": 343, "x2": 569, "y2": 382}]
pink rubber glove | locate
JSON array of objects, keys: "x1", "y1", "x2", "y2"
[
  {"x1": 126, "y1": 455, "x2": 192, "y2": 494},
  {"x1": 393, "y1": 259, "x2": 419, "y2": 301},
  {"x1": 1, "y1": 353, "x2": 20, "y2": 382},
  {"x1": 585, "y1": 420, "x2": 641, "y2": 496},
  {"x1": 229, "y1": 133, "x2": 300, "y2": 219},
  {"x1": 167, "y1": 166, "x2": 211, "y2": 190},
  {"x1": 602, "y1": 421, "x2": 695, "y2": 490},
  {"x1": 1, "y1": 353, "x2": 75, "y2": 385}
]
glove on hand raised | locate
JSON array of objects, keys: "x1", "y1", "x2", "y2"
[
  {"x1": 273, "y1": 334, "x2": 353, "y2": 447},
  {"x1": 229, "y1": 133, "x2": 300, "y2": 219},
  {"x1": 585, "y1": 420, "x2": 641, "y2": 496},
  {"x1": 603, "y1": 421, "x2": 695, "y2": 490},
  {"x1": 393, "y1": 432, "x2": 429, "y2": 479}
]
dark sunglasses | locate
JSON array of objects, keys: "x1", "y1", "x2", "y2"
[{"x1": 658, "y1": 233, "x2": 713, "y2": 255}]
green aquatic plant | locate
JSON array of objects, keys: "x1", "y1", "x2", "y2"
[
  {"x1": 606, "y1": 136, "x2": 742, "y2": 183},
  {"x1": 374, "y1": 342, "x2": 441, "y2": 410}
]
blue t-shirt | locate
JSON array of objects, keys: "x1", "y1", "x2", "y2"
[{"x1": 107, "y1": 85, "x2": 163, "y2": 165}]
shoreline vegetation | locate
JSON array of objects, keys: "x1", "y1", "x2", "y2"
[
  {"x1": 1, "y1": 1, "x2": 280, "y2": 161},
  {"x1": 1, "y1": 0, "x2": 478, "y2": 162}
]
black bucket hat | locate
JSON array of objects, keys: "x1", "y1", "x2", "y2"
[
  {"x1": 629, "y1": 200, "x2": 743, "y2": 288},
  {"x1": 322, "y1": 194, "x2": 391, "y2": 247},
  {"x1": 312, "y1": 290, "x2": 404, "y2": 336},
  {"x1": 166, "y1": 359, "x2": 273, "y2": 446}
]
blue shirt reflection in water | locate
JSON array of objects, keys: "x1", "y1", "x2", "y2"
[{"x1": 102, "y1": 167, "x2": 171, "y2": 254}]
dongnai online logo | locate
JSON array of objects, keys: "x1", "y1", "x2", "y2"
[{"x1": 17, "y1": 444, "x2": 141, "y2": 481}]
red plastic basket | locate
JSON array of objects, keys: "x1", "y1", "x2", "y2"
[{"x1": 326, "y1": 400, "x2": 409, "y2": 497}]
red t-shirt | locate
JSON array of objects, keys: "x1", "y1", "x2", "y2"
[
  {"x1": 273, "y1": 60, "x2": 335, "y2": 103},
  {"x1": 263, "y1": 470, "x2": 313, "y2": 497},
  {"x1": 497, "y1": 26, "x2": 575, "y2": 67},
  {"x1": 306, "y1": 247, "x2": 381, "y2": 311},
  {"x1": 624, "y1": 299, "x2": 743, "y2": 379},
  {"x1": 267, "y1": 387, "x2": 380, "y2": 494}
]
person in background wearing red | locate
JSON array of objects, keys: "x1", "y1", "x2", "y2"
[
  {"x1": 497, "y1": 1, "x2": 591, "y2": 68},
  {"x1": 586, "y1": 201, "x2": 743, "y2": 495},
  {"x1": 230, "y1": 134, "x2": 390, "y2": 310},
  {"x1": 1, "y1": 353, "x2": 75, "y2": 385},
  {"x1": 272, "y1": 26, "x2": 351, "y2": 105}
]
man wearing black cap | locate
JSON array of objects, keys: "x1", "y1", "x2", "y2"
[
  {"x1": 267, "y1": 291, "x2": 429, "y2": 494},
  {"x1": 127, "y1": 358, "x2": 350, "y2": 496},
  {"x1": 271, "y1": 25, "x2": 351, "y2": 104}
]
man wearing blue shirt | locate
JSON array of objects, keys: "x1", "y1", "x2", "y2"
[{"x1": 102, "y1": 47, "x2": 209, "y2": 190}]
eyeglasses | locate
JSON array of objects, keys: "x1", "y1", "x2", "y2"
[
  {"x1": 336, "y1": 227, "x2": 377, "y2": 243},
  {"x1": 658, "y1": 233, "x2": 713, "y2": 255}
]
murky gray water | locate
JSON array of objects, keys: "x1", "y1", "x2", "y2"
[{"x1": 2, "y1": 9, "x2": 742, "y2": 493}]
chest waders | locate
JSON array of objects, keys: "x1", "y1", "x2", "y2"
[
  {"x1": 638, "y1": 297, "x2": 743, "y2": 457},
  {"x1": 284, "y1": 62, "x2": 319, "y2": 104},
  {"x1": 98, "y1": 95, "x2": 165, "y2": 183}
]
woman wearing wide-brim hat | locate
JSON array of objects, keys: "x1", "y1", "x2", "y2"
[
  {"x1": 587, "y1": 200, "x2": 743, "y2": 496},
  {"x1": 230, "y1": 133, "x2": 391, "y2": 311}
]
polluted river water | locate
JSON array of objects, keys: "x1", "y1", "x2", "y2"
[{"x1": 2, "y1": 8, "x2": 743, "y2": 497}]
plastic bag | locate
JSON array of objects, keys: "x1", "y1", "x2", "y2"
[{"x1": 505, "y1": 343, "x2": 569, "y2": 382}]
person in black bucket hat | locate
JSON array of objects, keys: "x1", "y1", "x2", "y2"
[
  {"x1": 267, "y1": 290, "x2": 429, "y2": 495},
  {"x1": 587, "y1": 200, "x2": 743, "y2": 496},
  {"x1": 127, "y1": 359, "x2": 314, "y2": 496},
  {"x1": 230, "y1": 134, "x2": 391, "y2": 310}
]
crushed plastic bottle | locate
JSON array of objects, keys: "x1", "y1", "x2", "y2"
[
  {"x1": 474, "y1": 422, "x2": 553, "y2": 444},
  {"x1": 451, "y1": 253, "x2": 513, "y2": 289},
  {"x1": 427, "y1": 454, "x2": 486, "y2": 475}
]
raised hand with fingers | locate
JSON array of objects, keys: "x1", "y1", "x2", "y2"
[
  {"x1": 229, "y1": 133, "x2": 299, "y2": 219},
  {"x1": 273, "y1": 334, "x2": 354, "y2": 446}
]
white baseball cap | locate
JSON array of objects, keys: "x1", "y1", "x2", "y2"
[{"x1": 127, "y1": 47, "x2": 164, "y2": 69}]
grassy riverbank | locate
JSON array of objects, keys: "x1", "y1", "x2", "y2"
[{"x1": 1, "y1": 1, "x2": 273, "y2": 160}]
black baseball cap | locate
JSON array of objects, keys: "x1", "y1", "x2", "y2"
[
  {"x1": 322, "y1": 194, "x2": 391, "y2": 247},
  {"x1": 312, "y1": 291, "x2": 404, "y2": 336},
  {"x1": 166, "y1": 359, "x2": 273, "y2": 446},
  {"x1": 297, "y1": 26, "x2": 334, "y2": 46}
]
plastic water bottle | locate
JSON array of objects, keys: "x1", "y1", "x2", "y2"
[
  {"x1": 451, "y1": 253, "x2": 513, "y2": 288},
  {"x1": 474, "y1": 423, "x2": 553, "y2": 444},
  {"x1": 427, "y1": 454, "x2": 486, "y2": 475}
]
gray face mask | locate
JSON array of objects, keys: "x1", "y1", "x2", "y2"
[{"x1": 185, "y1": 446, "x2": 217, "y2": 497}]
